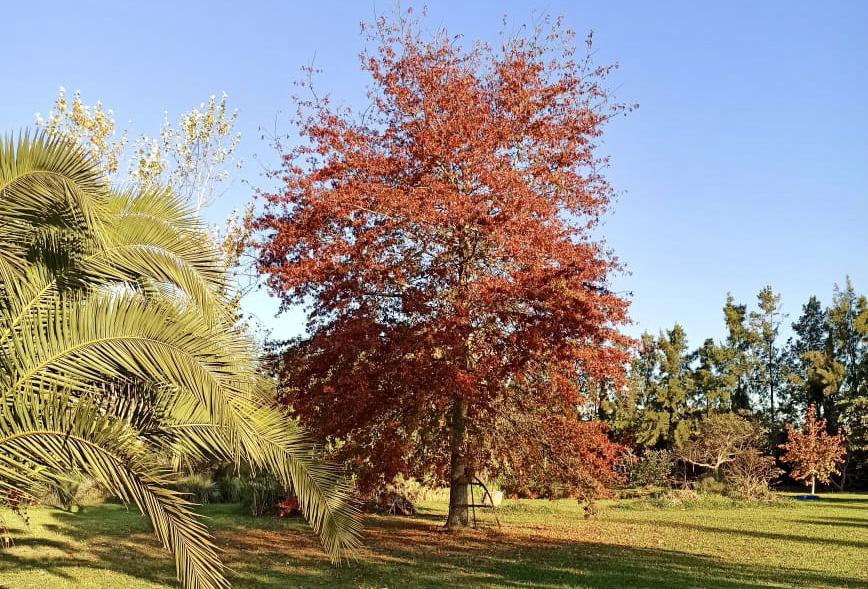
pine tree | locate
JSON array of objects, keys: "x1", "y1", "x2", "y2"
[
  {"x1": 827, "y1": 278, "x2": 868, "y2": 405},
  {"x1": 692, "y1": 338, "x2": 736, "y2": 413},
  {"x1": 611, "y1": 332, "x2": 658, "y2": 438},
  {"x1": 636, "y1": 325, "x2": 694, "y2": 448},
  {"x1": 749, "y1": 286, "x2": 786, "y2": 424},
  {"x1": 825, "y1": 279, "x2": 868, "y2": 487},
  {"x1": 722, "y1": 294, "x2": 755, "y2": 411},
  {"x1": 783, "y1": 296, "x2": 834, "y2": 420}
]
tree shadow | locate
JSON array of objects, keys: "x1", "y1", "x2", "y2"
[
  {"x1": 795, "y1": 516, "x2": 868, "y2": 529},
  {"x1": 0, "y1": 521, "x2": 100, "y2": 584},
  {"x1": 0, "y1": 537, "x2": 84, "y2": 583},
  {"x1": 809, "y1": 503, "x2": 868, "y2": 511},
  {"x1": 811, "y1": 496, "x2": 868, "y2": 505},
  {"x1": 2, "y1": 504, "x2": 866, "y2": 589},
  {"x1": 0, "y1": 506, "x2": 177, "y2": 588},
  {"x1": 652, "y1": 520, "x2": 868, "y2": 550}
]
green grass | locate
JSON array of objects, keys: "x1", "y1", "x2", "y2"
[{"x1": 1, "y1": 494, "x2": 867, "y2": 588}]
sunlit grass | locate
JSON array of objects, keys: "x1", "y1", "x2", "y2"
[{"x1": 1, "y1": 493, "x2": 866, "y2": 588}]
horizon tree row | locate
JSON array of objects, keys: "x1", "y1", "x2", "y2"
[{"x1": 604, "y1": 280, "x2": 867, "y2": 488}]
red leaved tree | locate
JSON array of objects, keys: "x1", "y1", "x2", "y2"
[
  {"x1": 780, "y1": 405, "x2": 846, "y2": 495},
  {"x1": 256, "y1": 11, "x2": 633, "y2": 528}
]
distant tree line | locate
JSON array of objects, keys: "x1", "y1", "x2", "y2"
[{"x1": 602, "y1": 278, "x2": 867, "y2": 489}]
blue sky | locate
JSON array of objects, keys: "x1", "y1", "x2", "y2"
[{"x1": 3, "y1": 1, "x2": 866, "y2": 347}]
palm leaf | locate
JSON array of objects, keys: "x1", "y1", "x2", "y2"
[
  {"x1": 0, "y1": 133, "x2": 107, "y2": 278},
  {"x1": 0, "y1": 392, "x2": 228, "y2": 589},
  {"x1": 167, "y1": 395, "x2": 363, "y2": 561},
  {"x1": 0, "y1": 132, "x2": 362, "y2": 588}
]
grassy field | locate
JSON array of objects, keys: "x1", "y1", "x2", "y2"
[{"x1": 0, "y1": 494, "x2": 866, "y2": 589}]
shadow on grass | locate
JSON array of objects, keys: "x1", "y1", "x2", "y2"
[
  {"x1": 1, "y1": 504, "x2": 867, "y2": 589},
  {"x1": 809, "y1": 496, "x2": 868, "y2": 510},
  {"x1": 0, "y1": 507, "x2": 178, "y2": 588},
  {"x1": 0, "y1": 533, "x2": 81, "y2": 584},
  {"x1": 652, "y1": 520, "x2": 868, "y2": 551},
  {"x1": 795, "y1": 516, "x2": 868, "y2": 529}
]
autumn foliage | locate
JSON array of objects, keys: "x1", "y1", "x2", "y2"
[
  {"x1": 780, "y1": 405, "x2": 847, "y2": 495},
  {"x1": 256, "y1": 11, "x2": 633, "y2": 526}
]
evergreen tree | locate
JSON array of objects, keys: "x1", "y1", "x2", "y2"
[
  {"x1": 636, "y1": 325, "x2": 694, "y2": 448},
  {"x1": 749, "y1": 286, "x2": 786, "y2": 424},
  {"x1": 783, "y1": 296, "x2": 833, "y2": 420},
  {"x1": 791, "y1": 296, "x2": 828, "y2": 359},
  {"x1": 826, "y1": 279, "x2": 868, "y2": 486},
  {"x1": 839, "y1": 396, "x2": 868, "y2": 488},
  {"x1": 692, "y1": 338, "x2": 736, "y2": 413},
  {"x1": 827, "y1": 277, "x2": 868, "y2": 405},
  {"x1": 722, "y1": 294, "x2": 755, "y2": 411},
  {"x1": 612, "y1": 332, "x2": 658, "y2": 439}
]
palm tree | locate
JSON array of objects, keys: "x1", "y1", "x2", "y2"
[{"x1": 0, "y1": 133, "x2": 361, "y2": 589}]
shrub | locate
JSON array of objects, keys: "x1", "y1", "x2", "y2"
[
  {"x1": 364, "y1": 491, "x2": 415, "y2": 515},
  {"x1": 216, "y1": 473, "x2": 248, "y2": 503},
  {"x1": 41, "y1": 475, "x2": 109, "y2": 510},
  {"x1": 675, "y1": 413, "x2": 761, "y2": 478},
  {"x1": 276, "y1": 497, "x2": 301, "y2": 517},
  {"x1": 649, "y1": 489, "x2": 736, "y2": 509},
  {"x1": 241, "y1": 475, "x2": 286, "y2": 517},
  {"x1": 724, "y1": 450, "x2": 783, "y2": 500},
  {"x1": 211, "y1": 470, "x2": 296, "y2": 517},
  {"x1": 173, "y1": 473, "x2": 220, "y2": 505},
  {"x1": 695, "y1": 475, "x2": 726, "y2": 495},
  {"x1": 620, "y1": 449, "x2": 674, "y2": 488},
  {"x1": 361, "y1": 476, "x2": 425, "y2": 515}
]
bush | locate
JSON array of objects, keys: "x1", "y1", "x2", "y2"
[
  {"x1": 276, "y1": 497, "x2": 301, "y2": 517},
  {"x1": 364, "y1": 491, "x2": 415, "y2": 515},
  {"x1": 670, "y1": 413, "x2": 782, "y2": 501},
  {"x1": 211, "y1": 469, "x2": 296, "y2": 517},
  {"x1": 216, "y1": 473, "x2": 247, "y2": 503},
  {"x1": 724, "y1": 450, "x2": 783, "y2": 500},
  {"x1": 619, "y1": 449, "x2": 674, "y2": 488},
  {"x1": 41, "y1": 475, "x2": 109, "y2": 510},
  {"x1": 695, "y1": 475, "x2": 726, "y2": 495},
  {"x1": 172, "y1": 473, "x2": 220, "y2": 504},
  {"x1": 642, "y1": 489, "x2": 736, "y2": 510},
  {"x1": 361, "y1": 476, "x2": 425, "y2": 515},
  {"x1": 240, "y1": 475, "x2": 286, "y2": 517},
  {"x1": 675, "y1": 413, "x2": 761, "y2": 477}
]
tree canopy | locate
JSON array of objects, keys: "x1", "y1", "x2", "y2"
[
  {"x1": 780, "y1": 405, "x2": 846, "y2": 495},
  {"x1": 257, "y1": 12, "x2": 633, "y2": 526}
]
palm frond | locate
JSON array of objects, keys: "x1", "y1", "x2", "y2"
[
  {"x1": 0, "y1": 392, "x2": 228, "y2": 589},
  {"x1": 0, "y1": 133, "x2": 107, "y2": 279},
  {"x1": 92, "y1": 188, "x2": 228, "y2": 314},
  {"x1": 0, "y1": 132, "x2": 363, "y2": 588},
  {"x1": 168, "y1": 394, "x2": 363, "y2": 561},
  {"x1": 1, "y1": 292, "x2": 251, "y2": 420}
]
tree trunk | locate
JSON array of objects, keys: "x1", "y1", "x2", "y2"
[
  {"x1": 770, "y1": 381, "x2": 775, "y2": 424},
  {"x1": 445, "y1": 398, "x2": 469, "y2": 530},
  {"x1": 838, "y1": 456, "x2": 849, "y2": 491},
  {"x1": 811, "y1": 475, "x2": 816, "y2": 496},
  {"x1": 768, "y1": 340, "x2": 776, "y2": 424}
]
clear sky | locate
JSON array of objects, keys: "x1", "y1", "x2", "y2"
[{"x1": 3, "y1": 1, "x2": 866, "y2": 346}]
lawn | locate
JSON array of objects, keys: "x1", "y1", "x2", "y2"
[{"x1": 1, "y1": 494, "x2": 866, "y2": 589}]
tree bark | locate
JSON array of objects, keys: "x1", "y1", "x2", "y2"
[
  {"x1": 445, "y1": 397, "x2": 469, "y2": 529},
  {"x1": 769, "y1": 339, "x2": 776, "y2": 424},
  {"x1": 811, "y1": 475, "x2": 816, "y2": 496},
  {"x1": 836, "y1": 456, "x2": 849, "y2": 491}
]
